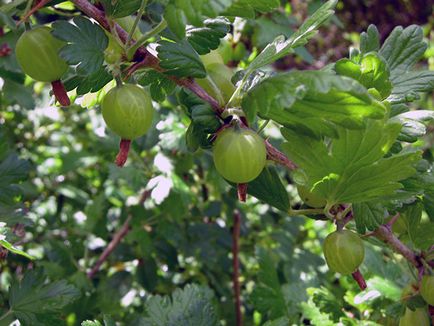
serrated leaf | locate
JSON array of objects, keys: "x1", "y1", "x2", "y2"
[
  {"x1": 186, "y1": 17, "x2": 230, "y2": 55},
  {"x1": 136, "y1": 70, "x2": 176, "y2": 102},
  {"x1": 52, "y1": 16, "x2": 108, "y2": 74},
  {"x1": 310, "y1": 287, "x2": 343, "y2": 322},
  {"x1": 387, "y1": 71, "x2": 434, "y2": 104},
  {"x1": 164, "y1": 3, "x2": 186, "y2": 39},
  {"x1": 143, "y1": 284, "x2": 219, "y2": 326},
  {"x1": 247, "y1": 166, "x2": 290, "y2": 212},
  {"x1": 391, "y1": 110, "x2": 434, "y2": 142},
  {"x1": 0, "y1": 153, "x2": 30, "y2": 205},
  {"x1": 247, "y1": 0, "x2": 337, "y2": 72},
  {"x1": 251, "y1": 247, "x2": 287, "y2": 319},
  {"x1": 157, "y1": 39, "x2": 206, "y2": 78},
  {"x1": 282, "y1": 121, "x2": 421, "y2": 204},
  {"x1": 242, "y1": 71, "x2": 386, "y2": 136},
  {"x1": 2, "y1": 78, "x2": 35, "y2": 109},
  {"x1": 379, "y1": 25, "x2": 427, "y2": 79},
  {"x1": 360, "y1": 24, "x2": 380, "y2": 54},
  {"x1": 353, "y1": 201, "x2": 386, "y2": 233},
  {"x1": 64, "y1": 66, "x2": 112, "y2": 95},
  {"x1": 9, "y1": 269, "x2": 80, "y2": 325},
  {"x1": 99, "y1": 0, "x2": 142, "y2": 18}
]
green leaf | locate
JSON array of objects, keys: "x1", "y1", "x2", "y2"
[
  {"x1": 99, "y1": 0, "x2": 142, "y2": 18},
  {"x1": 360, "y1": 24, "x2": 380, "y2": 54},
  {"x1": 309, "y1": 287, "x2": 343, "y2": 321},
  {"x1": 379, "y1": 25, "x2": 427, "y2": 79},
  {"x1": 186, "y1": 17, "x2": 230, "y2": 55},
  {"x1": 143, "y1": 284, "x2": 219, "y2": 326},
  {"x1": 136, "y1": 70, "x2": 176, "y2": 102},
  {"x1": 157, "y1": 39, "x2": 206, "y2": 78},
  {"x1": 223, "y1": 0, "x2": 280, "y2": 18},
  {"x1": 282, "y1": 121, "x2": 421, "y2": 204},
  {"x1": 52, "y1": 16, "x2": 108, "y2": 75},
  {"x1": 64, "y1": 67, "x2": 112, "y2": 95},
  {"x1": 388, "y1": 71, "x2": 434, "y2": 104},
  {"x1": 246, "y1": 0, "x2": 337, "y2": 72},
  {"x1": 390, "y1": 110, "x2": 434, "y2": 142},
  {"x1": 0, "y1": 239, "x2": 35, "y2": 260},
  {"x1": 242, "y1": 71, "x2": 386, "y2": 137},
  {"x1": 164, "y1": 3, "x2": 186, "y2": 40},
  {"x1": 9, "y1": 269, "x2": 80, "y2": 325},
  {"x1": 353, "y1": 201, "x2": 386, "y2": 233},
  {"x1": 2, "y1": 78, "x2": 35, "y2": 109},
  {"x1": 0, "y1": 153, "x2": 30, "y2": 205},
  {"x1": 251, "y1": 247, "x2": 287, "y2": 320},
  {"x1": 247, "y1": 166, "x2": 290, "y2": 212}
]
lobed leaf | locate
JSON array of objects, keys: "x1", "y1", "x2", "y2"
[{"x1": 52, "y1": 16, "x2": 108, "y2": 75}]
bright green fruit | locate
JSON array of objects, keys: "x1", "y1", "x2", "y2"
[
  {"x1": 420, "y1": 275, "x2": 434, "y2": 305},
  {"x1": 101, "y1": 84, "x2": 153, "y2": 140},
  {"x1": 323, "y1": 230, "x2": 365, "y2": 275},
  {"x1": 297, "y1": 185, "x2": 327, "y2": 208},
  {"x1": 15, "y1": 27, "x2": 68, "y2": 82},
  {"x1": 196, "y1": 63, "x2": 235, "y2": 105},
  {"x1": 399, "y1": 308, "x2": 429, "y2": 326},
  {"x1": 213, "y1": 126, "x2": 266, "y2": 184}
]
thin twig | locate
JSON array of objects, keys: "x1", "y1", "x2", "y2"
[
  {"x1": 17, "y1": 0, "x2": 52, "y2": 25},
  {"x1": 232, "y1": 210, "x2": 242, "y2": 326},
  {"x1": 87, "y1": 216, "x2": 132, "y2": 278},
  {"x1": 373, "y1": 224, "x2": 420, "y2": 269}
]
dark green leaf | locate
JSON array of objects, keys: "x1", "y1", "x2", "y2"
[
  {"x1": 52, "y1": 16, "x2": 108, "y2": 74},
  {"x1": 247, "y1": 166, "x2": 290, "y2": 212},
  {"x1": 379, "y1": 25, "x2": 427, "y2": 79},
  {"x1": 2, "y1": 78, "x2": 34, "y2": 109},
  {"x1": 0, "y1": 153, "x2": 30, "y2": 205},
  {"x1": 99, "y1": 0, "x2": 142, "y2": 18},
  {"x1": 9, "y1": 269, "x2": 80, "y2": 325},
  {"x1": 388, "y1": 71, "x2": 434, "y2": 104},
  {"x1": 64, "y1": 67, "x2": 112, "y2": 95},
  {"x1": 143, "y1": 284, "x2": 219, "y2": 326},
  {"x1": 157, "y1": 39, "x2": 206, "y2": 78},
  {"x1": 251, "y1": 247, "x2": 287, "y2": 320},
  {"x1": 136, "y1": 70, "x2": 176, "y2": 102},
  {"x1": 164, "y1": 3, "x2": 186, "y2": 40},
  {"x1": 353, "y1": 201, "x2": 386, "y2": 233},
  {"x1": 186, "y1": 17, "x2": 230, "y2": 55}
]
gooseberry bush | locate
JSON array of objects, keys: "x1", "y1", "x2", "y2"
[{"x1": 0, "y1": 0, "x2": 433, "y2": 325}]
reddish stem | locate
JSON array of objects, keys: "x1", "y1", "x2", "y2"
[
  {"x1": 265, "y1": 140, "x2": 297, "y2": 170},
  {"x1": 17, "y1": 0, "x2": 52, "y2": 25},
  {"x1": 51, "y1": 80, "x2": 71, "y2": 106},
  {"x1": 352, "y1": 269, "x2": 367, "y2": 290},
  {"x1": 115, "y1": 139, "x2": 131, "y2": 167},
  {"x1": 237, "y1": 183, "x2": 248, "y2": 202},
  {"x1": 232, "y1": 210, "x2": 242, "y2": 326}
]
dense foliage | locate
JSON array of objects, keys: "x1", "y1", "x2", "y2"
[{"x1": 0, "y1": 0, "x2": 433, "y2": 325}]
